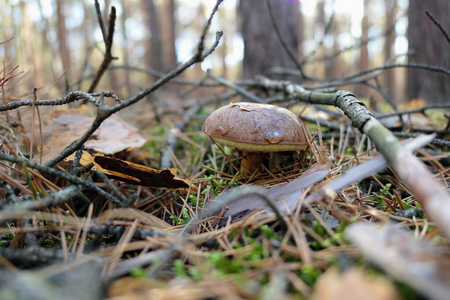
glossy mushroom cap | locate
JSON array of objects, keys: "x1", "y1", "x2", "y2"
[{"x1": 203, "y1": 102, "x2": 307, "y2": 152}]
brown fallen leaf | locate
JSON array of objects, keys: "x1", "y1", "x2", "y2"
[
  {"x1": 313, "y1": 267, "x2": 401, "y2": 300},
  {"x1": 346, "y1": 222, "x2": 450, "y2": 300},
  {"x1": 39, "y1": 106, "x2": 146, "y2": 163},
  {"x1": 67, "y1": 151, "x2": 193, "y2": 190},
  {"x1": 221, "y1": 165, "x2": 330, "y2": 222}
]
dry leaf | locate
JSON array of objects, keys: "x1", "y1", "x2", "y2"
[
  {"x1": 346, "y1": 222, "x2": 450, "y2": 300},
  {"x1": 67, "y1": 151, "x2": 193, "y2": 190},
  {"x1": 39, "y1": 106, "x2": 146, "y2": 163},
  {"x1": 222, "y1": 165, "x2": 330, "y2": 222},
  {"x1": 313, "y1": 267, "x2": 401, "y2": 300}
]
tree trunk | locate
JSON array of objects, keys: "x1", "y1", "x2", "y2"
[
  {"x1": 297, "y1": 1, "x2": 304, "y2": 62},
  {"x1": 314, "y1": 0, "x2": 325, "y2": 78},
  {"x1": 358, "y1": 0, "x2": 370, "y2": 97},
  {"x1": 383, "y1": 0, "x2": 396, "y2": 98},
  {"x1": 407, "y1": 0, "x2": 450, "y2": 103},
  {"x1": 119, "y1": 0, "x2": 132, "y2": 97},
  {"x1": 56, "y1": 0, "x2": 71, "y2": 86},
  {"x1": 142, "y1": 0, "x2": 164, "y2": 72},
  {"x1": 239, "y1": 0, "x2": 299, "y2": 79},
  {"x1": 160, "y1": 0, "x2": 177, "y2": 69}
]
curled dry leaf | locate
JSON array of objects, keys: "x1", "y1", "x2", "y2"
[{"x1": 66, "y1": 151, "x2": 193, "y2": 190}]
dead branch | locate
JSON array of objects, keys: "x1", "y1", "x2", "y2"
[
  {"x1": 44, "y1": 2, "x2": 224, "y2": 168},
  {"x1": 249, "y1": 77, "x2": 450, "y2": 239}
]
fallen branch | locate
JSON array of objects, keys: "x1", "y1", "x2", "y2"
[{"x1": 253, "y1": 77, "x2": 450, "y2": 239}]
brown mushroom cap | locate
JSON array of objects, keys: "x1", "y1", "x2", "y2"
[{"x1": 203, "y1": 102, "x2": 308, "y2": 152}]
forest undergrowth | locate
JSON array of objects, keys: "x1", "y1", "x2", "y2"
[{"x1": 0, "y1": 1, "x2": 450, "y2": 299}]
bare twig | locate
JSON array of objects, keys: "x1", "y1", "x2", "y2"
[
  {"x1": 265, "y1": 0, "x2": 307, "y2": 80},
  {"x1": 254, "y1": 77, "x2": 450, "y2": 239},
  {"x1": 376, "y1": 103, "x2": 450, "y2": 119},
  {"x1": 0, "y1": 91, "x2": 121, "y2": 111},
  {"x1": 206, "y1": 69, "x2": 264, "y2": 103},
  {"x1": 0, "y1": 153, "x2": 125, "y2": 207},
  {"x1": 3, "y1": 185, "x2": 89, "y2": 211},
  {"x1": 425, "y1": 10, "x2": 450, "y2": 45},
  {"x1": 88, "y1": 3, "x2": 117, "y2": 93},
  {"x1": 94, "y1": 0, "x2": 108, "y2": 42},
  {"x1": 45, "y1": 7, "x2": 223, "y2": 168}
]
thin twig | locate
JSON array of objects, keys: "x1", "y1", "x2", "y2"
[
  {"x1": 425, "y1": 10, "x2": 450, "y2": 46},
  {"x1": 0, "y1": 153, "x2": 125, "y2": 207},
  {"x1": 265, "y1": 0, "x2": 307, "y2": 80},
  {"x1": 375, "y1": 103, "x2": 450, "y2": 119},
  {"x1": 207, "y1": 70, "x2": 264, "y2": 103},
  {"x1": 0, "y1": 91, "x2": 120, "y2": 111},
  {"x1": 88, "y1": 4, "x2": 117, "y2": 93},
  {"x1": 45, "y1": 29, "x2": 223, "y2": 167}
]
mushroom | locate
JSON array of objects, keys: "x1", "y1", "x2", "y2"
[{"x1": 203, "y1": 102, "x2": 308, "y2": 176}]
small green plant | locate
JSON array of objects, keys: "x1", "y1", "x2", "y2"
[
  {"x1": 170, "y1": 207, "x2": 191, "y2": 225},
  {"x1": 174, "y1": 259, "x2": 188, "y2": 277},
  {"x1": 41, "y1": 236, "x2": 54, "y2": 248},
  {"x1": 206, "y1": 175, "x2": 238, "y2": 197},
  {"x1": 207, "y1": 251, "x2": 245, "y2": 276},
  {"x1": 189, "y1": 194, "x2": 203, "y2": 208},
  {"x1": 371, "y1": 183, "x2": 392, "y2": 206},
  {"x1": 299, "y1": 265, "x2": 322, "y2": 286},
  {"x1": 130, "y1": 267, "x2": 147, "y2": 278},
  {"x1": 344, "y1": 147, "x2": 355, "y2": 155}
]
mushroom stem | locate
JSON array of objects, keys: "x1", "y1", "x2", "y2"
[{"x1": 240, "y1": 152, "x2": 263, "y2": 176}]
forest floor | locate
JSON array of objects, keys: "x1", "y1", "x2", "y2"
[
  {"x1": 0, "y1": 82, "x2": 449, "y2": 299},
  {"x1": 0, "y1": 1, "x2": 450, "y2": 299}
]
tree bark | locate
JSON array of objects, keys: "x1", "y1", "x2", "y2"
[
  {"x1": 238, "y1": 0, "x2": 299, "y2": 79},
  {"x1": 407, "y1": 0, "x2": 450, "y2": 103},
  {"x1": 142, "y1": 0, "x2": 163, "y2": 72},
  {"x1": 383, "y1": 0, "x2": 396, "y2": 97},
  {"x1": 358, "y1": 0, "x2": 370, "y2": 97},
  {"x1": 160, "y1": 0, "x2": 177, "y2": 69},
  {"x1": 56, "y1": 0, "x2": 71, "y2": 85}
]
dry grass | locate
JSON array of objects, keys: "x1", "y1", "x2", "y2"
[{"x1": 0, "y1": 64, "x2": 450, "y2": 299}]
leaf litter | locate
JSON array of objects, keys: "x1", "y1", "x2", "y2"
[
  {"x1": 0, "y1": 25, "x2": 450, "y2": 300},
  {"x1": 1, "y1": 95, "x2": 449, "y2": 299}
]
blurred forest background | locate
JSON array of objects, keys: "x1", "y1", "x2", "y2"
[{"x1": 1, "y1": 0, "x2": 449, "y2": 105}]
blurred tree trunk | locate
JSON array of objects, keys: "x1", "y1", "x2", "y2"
[
  {"x1": 314, "y1": 0, "x2": 325, "y2": 78},
  {"x1": 119, "y1": 0, "x2": 132, "y2": 97},
  {"x1": 407, "y1": 0, "x2": 450, "y2": 103},
  {"x1": 142, "y1": 0, "x2": 164, "y2": 72},
  {"x1": 239, "y1": 0, "x2": 299, "y2": 79},
  {"x1": 160, "y1": 0, "x2": 177, "y2": 69},
  {"x1": 37, "y1": 0, "x2": 57, "y2": 90},
  {"x1": 20, "y1": 1, "x2": 40, "y2": 91},
  {"x1": 358, "y1": 0, "x2": 370, "y2": 97},
  {"x1": 56, "y1": 0, "x2": 71, "y2": 87},
  {"x1": 383, "y1": 0, "x2": 396, "y2": 98},
  {"x1": 297, "y1": 1, "x2": 304, "y2": 62},
  {"x1": 325, "y1": 16, "x2": 343, "y2": 79}
]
